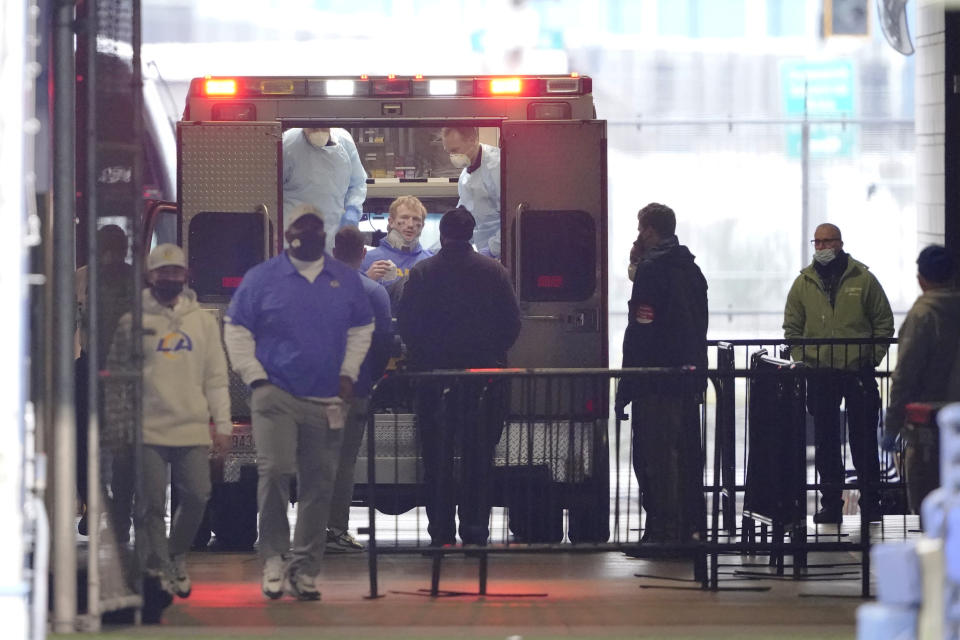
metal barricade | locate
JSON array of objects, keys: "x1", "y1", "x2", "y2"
[{"x1": 360, "y1": 337, "x2": 904, "y2": 599}]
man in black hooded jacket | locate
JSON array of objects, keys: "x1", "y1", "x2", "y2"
[
  {"x1": 398, "y1": 207, "x2": 521, "y2": 547},
  {"x1": 616, "y1": 202, "x2": 708, "y2": 545}
]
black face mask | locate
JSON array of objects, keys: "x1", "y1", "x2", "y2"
[
  {"x1": 288, "y1": 231, "x2": 326, "y2": 262},
  {"x1": 151, "y1": 279, "x2": 184, "y2": 303}
]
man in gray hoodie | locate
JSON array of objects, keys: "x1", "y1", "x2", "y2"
[
  {"x1": 884, "y1": 245, "x2": 960, "y2": 516},
  {"x1": 108, "y1": 244, "x2": 232, "y2": 604}
]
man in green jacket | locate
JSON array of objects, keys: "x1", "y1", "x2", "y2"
[
  {"x1": 883, "y1": 245, "x2": 960, "y2": 517},
  {"x1": 783, "y1": 223, "x2": 894, "y2": 524}
]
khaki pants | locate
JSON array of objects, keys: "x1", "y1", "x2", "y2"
[{"x1": 251, "y1": 384, "x2": 343, "y2": 576}]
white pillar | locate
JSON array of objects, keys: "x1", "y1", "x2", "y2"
[
  {"x1": 915, "y1": 0, "x2": 947, "y2": 248},
  {"x1": 0, "y1": 0, "x2": 34, "y2": 637}
]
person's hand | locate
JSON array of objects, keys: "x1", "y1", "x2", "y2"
[
  {"x1": 615, "y1": 399, "x2": 630, "y2": 421},
  {"x1": 615, "y1": 379, "x2": 631, "y2": 420},
  {"x1": 339, "y1": 376, "x2": 354, "y2": 401},
  {"x1": 880, "y1": 430, "x2": 899, "y2": 453},
  {"x1": 211, "y1": 432, "x2": 232, "y2": 457},
  {"x1": 366, "y1": 260, "x2": 393, "y2": 281}
]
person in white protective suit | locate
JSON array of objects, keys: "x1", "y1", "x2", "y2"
[
  {"x1": 283, "y1": 127, "x2": 368, "y2": 252},
  {"x1": 441, "y1": 126, "x2": 501, "y2": 258}
]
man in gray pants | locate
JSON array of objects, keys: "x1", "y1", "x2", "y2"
[
  {"x1": 225, "y1": 211, "x2": 373, "y2": 601},
  {"x1": 327, "y1": 226, "x2": 393, "y2": 552},
  {"x1": 107, "y1": 244, "x2": 232, "y2": 602}
]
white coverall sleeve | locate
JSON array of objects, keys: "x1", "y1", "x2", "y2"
[
  {"x1": 282, "y1": 129, "x2": 297, "y2": 188},
  {"x1": 486, "y1": 157, "x2": 502, "y2": 257},
  {"x1": 340, "y1": 321, "x2": 374, "y2": 382},
  {"x1": 203, "y1": 317, "x2": 234, "y2": 436},
  {"x1": 339, "y1": 130, "x2": 367, "y2": 226},
  {"x1": 223, "y1": 321, "x2": 268, "y2": 387}
]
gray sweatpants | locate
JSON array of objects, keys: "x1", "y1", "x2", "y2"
[
  {"x1": 251, "y1": 384, "x2": 343, "y2": 576},
  {"x1": 328, "y1": 396, "x2": 369, "y2": 532},
  {"x1": 140, "y1": 444, "x2": 211, "y2": 575}
]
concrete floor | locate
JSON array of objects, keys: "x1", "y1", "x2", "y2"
[
  {"x1": 103, "y1": 536, "x2": 876, "y2": 639},
  {"x1": 69, "y1": 506, "x2": 927, "y2": 639}
]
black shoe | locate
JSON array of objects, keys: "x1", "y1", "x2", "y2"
[
  {"x1": 813, "y1": 509, "x2": 842, "y2": 525},
  {"x1": 142, "y1": 575, "x2": 173, "y2": 624},
  {"x1": 77, "y1": 513, "x2": 88, "y2": 537},
  {"x1": 859, "y1": 505, "x2": 883, "y2": 523}
]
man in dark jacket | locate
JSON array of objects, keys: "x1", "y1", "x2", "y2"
[
  {"x1": 616, "y1": 202, "x2": 708, "y2": 544},
  {"x1": 397, "y1": 207, "x2": 521, "y2": 546},
  {"x1": 883, "y1": 245, "x2": 960, "y2": 516}
]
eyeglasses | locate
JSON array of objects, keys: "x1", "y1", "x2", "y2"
[{"x1": 811, "y1": 238, "x2": 841, "y2": 247}]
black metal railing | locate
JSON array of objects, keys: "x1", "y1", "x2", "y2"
[{"x1": 357, "y1": 338, "x2": 902, "y2": 598}]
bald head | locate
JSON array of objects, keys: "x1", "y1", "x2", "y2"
[
  {"x1": 815, "y1": 223, "x2": 842, "y2": 241},
  {"x1": 813, "y1": 224, "x2": 844, "y2": 253}
]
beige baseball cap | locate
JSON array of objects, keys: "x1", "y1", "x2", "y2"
[{"x1": 147, "y1": 243, "x2": 186, "y2": 271}]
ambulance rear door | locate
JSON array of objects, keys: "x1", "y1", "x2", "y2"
[
  {"x1": 177, "y1": 121, "x2": 283, "y2": 303},
  {"x1": 502, "y1": 120, "x2": 608, "y2": 370}
]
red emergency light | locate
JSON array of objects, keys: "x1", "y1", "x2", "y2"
[
  {"x1": 204, "y1": 78, "x2": 237, "y2": 96},
  {"x1": 488, "y1": 77, "x2": 523, "y2": 95},
  {"x1": 188, "y1": 75, "x2": 591, "y2": 101}
]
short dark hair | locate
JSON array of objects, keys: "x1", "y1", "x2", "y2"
[
  {"x1": 638, "y1": 202, "x2": 676, "y2": 237},
  {"x1": 441, "y1": 126, "x2": 479, "y2": 142},
  {"x1": 333, "y1": 225, "x2": 365, "y2": 263},
  {"x1": 917, "y1": 245, "x2": 956, "y2": 284},
  {"x1": 439, "y1": 206, "x2": 476, "y2": 242},
  {"x1": 97, "y1": 224, "x2": 128, "y2": 257}
]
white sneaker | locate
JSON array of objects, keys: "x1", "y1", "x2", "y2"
[
  {"x1": 326, "y1": 528, "x2": 365, "y2": 553},
  {"x1": 284, "y1": 568, "x2": 321, "y2": 601},
  {"x1": 261, "y1": 556, "x2": 285, "y2": 600},
  {"x1": 171, "y1": 554, "x2": 191, "y2": 598}
]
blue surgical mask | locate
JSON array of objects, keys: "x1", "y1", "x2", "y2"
[{"x1": 813, "y1": 248, "x2": 837, "y2": 265}]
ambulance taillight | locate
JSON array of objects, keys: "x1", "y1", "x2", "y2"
[
  {"x1": 486, "y1": 77, "x2": 523, "y2": 95},
  {"x1": 204, "y1": 77, "x2": 237, "y2": 96}
]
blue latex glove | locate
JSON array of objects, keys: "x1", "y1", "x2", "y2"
[{"x1": 880, "y1": 430, "x2": 899, "y2": 453}]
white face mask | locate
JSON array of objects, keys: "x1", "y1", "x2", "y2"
[
  {"x1": 449, "y1": 153, "x2": 471, "y2": 169},
  {"x1": 386, "y1": 228, "x2": 418, "y2": 250},
  {"x1": 813, "y1": 248, "x2": 837, "y2": 265},
  {"x1": 306, "y1": 130, "x2": 331, "y2": 148}
]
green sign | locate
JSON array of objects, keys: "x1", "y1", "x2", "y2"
[{"x1": 780, "y1": 59, "x2": 856, "y2": 157}]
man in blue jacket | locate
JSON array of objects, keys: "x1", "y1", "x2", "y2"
[
  {"x1": 362, "y1": 195, "x2": 433, "y2": 304},
  {"x1": 224, "y1": 211, "x2": 373, "y2": 601},
  {"x1": 327, "y1": 225, "x2": 393, "y2": 552}
]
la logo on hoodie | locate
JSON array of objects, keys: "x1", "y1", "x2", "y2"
[{"x1": 156, "y1": 331, "x2": 193, "y2": 358}]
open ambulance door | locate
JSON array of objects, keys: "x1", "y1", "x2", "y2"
[
  {"x1": 502, "y1": 120, "x2": 608, "y2": 371},
  {"x1": 177, "y1": 121, "x2": 283, "y2": 304}
]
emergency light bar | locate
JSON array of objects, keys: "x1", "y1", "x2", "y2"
[
  {"x1": 203, "y1": 78, "x2": 237, "y2": 96},
  {"x1": 191, "y1": 74, "x2": 591, "y2": 99}
]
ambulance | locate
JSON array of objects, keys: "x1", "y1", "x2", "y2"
[{"x1": 148, "y1": 74, "x2": 610, "y2": 544}]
